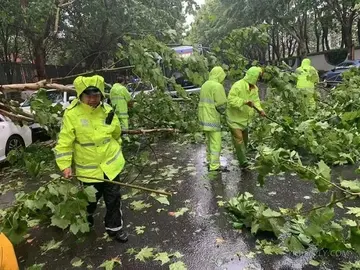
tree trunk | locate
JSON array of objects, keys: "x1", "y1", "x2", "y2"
[
  {"x1": 314, "y1": 15, "x2": 320, "y2": 52},
  {"x1": 321, "y1": 25, "x2": 330, "y2": 51},
  {"x1": 357, "y1": 19, "x2": 360, "y2": 45},
  {"x1": 33, "y1": 42, "x2": 46, "y2": 81},
  {"x1": 342, "y1": 23, "x2": 353, "y2": 59}
]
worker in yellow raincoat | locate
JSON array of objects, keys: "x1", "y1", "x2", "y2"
[
  {"x1": 198, "y1": 66, "x2": 227, "y2": 171},
  {"x1": 0, "y1": 233, "x2": 19, "y2": 270},
  {"x1": 296, "y1": 58, "x2": 319, "y2": 112},
  {"x1": 109, "y1": 76, "x2": 132, "y2": 133},
  {"x1": 55, "y1": 75, "x2": 128, "y2": 242},
  {"x1": 226, "y1": 67, "x2": 266, "y2": 169}
]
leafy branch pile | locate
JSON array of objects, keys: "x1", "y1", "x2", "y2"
[
  {"x1": 227, "y1": 189, "x2": 360, "y2": 255},
  {"x1": 0, "y1": 175, "x2": 97, "y2": 244},
  {"x1": 250, "y1": 67, "x2": 360, "y2": 165}
]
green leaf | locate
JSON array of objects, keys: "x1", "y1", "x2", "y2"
[
  {"x1": 350, "y1": 228, "x2": 360, "y2": 253},
  {"x1": 135, "y1": 247, "x2": 154, "y2": 262},
  {"x1": 262, "y1": 209, "x2": 281, "y2": 218},
  {"x1": 154, "y1": 252, "x2": 171, "y2": 265},
  {"x1": 99, "y1": 258, "x2": 121, "y2": 270},
  {"x1": 126, "y1": 248, "x2": 137, "y2": 255},
  {"x1": 135, "y1": 226, "x2": 146, "y2": 235},
  {"x1": 340, "y1": 180, "x2": 360, "y2": 192},
  {"x1": 84, "y1": 186, "x2": 97, "y2": 202},
  {"x1": 40, "y1": 239, "x2": 63, "y2": 254},
  {"x1": 340, "y1": 261, "x2": 360, "y2": 270},
  {"x1": 172, "y1": 207, "x2": 189, "y2": 218},
  {"x1": 130, "y1": 200, "x2": 152, "y2": 211},
  {"x1": 151, "y1": 194, "x2": 170, "y2": 205},
  {"x1": 51, "y1": 216, "x2": 70, "y2": 229},
  {"x1": 315, "y1": 161, "x2": 332, "y2": 192},
  {"x1": 286, "y1": 236, "x2": 305, "y2": 253},
  {"x1": 309, "y1": 260, "x2": 320, "y2": 266},
  {"x1": 172, "y1": 251, "x2": 184, "y2": 259},
  {"x1": 26, "y1": 264, "x2": 45, "y2": 270},
  {"x1": 346, "y1": 207, "x2": 360, "y2": 217},
  {"x1": 71, "y1": 257, "x2": 84, "y2": 267},
  {"x1": 169, "y1": 261, "x2": 187, "y2": 270}
]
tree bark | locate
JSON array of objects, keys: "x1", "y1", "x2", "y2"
[
  {"x1": 357, "y1": 19, "x2": 360, "y2": 45},
  {"x1": 33, "y1": 41, "x2": 46, "y2": 81}
]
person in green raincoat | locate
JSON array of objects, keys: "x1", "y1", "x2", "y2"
[
  {"x1": 226, "y1": 67, "x2": 266, "y2": 168},
  {"x1": 110, "y1": 76, "x2": 132, "y2": 132},
  {"x1": 295, "y1": 58, "x2": 319, "y2": 111},
  {"x1": 198, "y1": 66, "x2": 227, "y2": 171}
]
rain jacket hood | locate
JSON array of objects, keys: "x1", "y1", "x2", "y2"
[
  {"x1": 301, "y1": 58, "x2": 311, "y2": 69},
  {"x1": 209, "y1": 66, "x2": 226, "y2": 83},
  {"x1": 243, "y1": 67, "x2": 262, "y2": 85},
  {"x1": 73, "y1": 75, "x2": 105, "y2": 97}
]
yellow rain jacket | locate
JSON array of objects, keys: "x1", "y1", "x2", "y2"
[
  {"x1": 226, "y1": 67, "x2": 263, "y2": 129},
  {"x1": 296, "y1": 58, "x2": 319, "y2": 110},
  {"x1": 110, "y1": 83, "x2": 131, "y2": 120},
  {"x1": 198, "y1": 66, "x2": 227, "y2": 131},
  {"x1": 0, "y1": 233, "x2": 19, "y2": 270},
  {"x1": 55, "y1": 75, "x2": 125, "y2": 183}
]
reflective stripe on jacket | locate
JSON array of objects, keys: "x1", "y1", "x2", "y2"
[
  {"x1": 198, "y1": 66, "x2": 227, "y2": 131},
  {"x1": 110, "y1": 83, "x2": 131, "y2": 119},
  {"x1": 55, "y1": 101, "x2": 125, "y2": 183}
]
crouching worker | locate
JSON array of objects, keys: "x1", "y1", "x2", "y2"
[{"x1": 54, "y1": 75, "x2": 128, "y2": 242}]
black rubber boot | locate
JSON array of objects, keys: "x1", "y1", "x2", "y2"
[{"x1": 108, "y1": 229, "x2": 129, "y2": 243}]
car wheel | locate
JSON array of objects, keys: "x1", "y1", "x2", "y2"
[{"x1": 5, "y1": 135, "x2": 25, "y2": 156}]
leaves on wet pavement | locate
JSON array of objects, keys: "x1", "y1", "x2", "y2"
[
  {"x1": 99, "y1": 258, "x2": 121, "y2": 270},
  {"x1": 71, "y1": 257, "x2": 84, "y2": 267},
  {"x1": 154, "y1": 252, "x2": 171, "y2": 265},
  {"x1": 135, "y1": 226, "x2": 146, "y2": 235},
  {"x1": 40, "y1": 239, "x2": 63, "y2": 254},
  {"x1": 169, "y1": 261, "x2": 187, "y2": 270},
  {"x1": 151, "y1": 193, "x2": 170, "y2": 205},
  {"x1": 135, "y1": 247, "x2": 155, "y2": 262},
  {"x1": 169, "y1": 207, "x2": 189, "y2": 218},
  {"x1": 26, "y1": 264, "x2": 45, "y2": 270},
  {"x1": 126, "y1": 248, "x2": 137, "y2": 255},
  {"x1": 130, "y1": 200, "x2": 152, "y2": 211}
]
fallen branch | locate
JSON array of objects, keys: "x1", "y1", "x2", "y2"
[
  {"x1": 72, "y1": 175, "x2": 172, "y2": 196},
  {"x1": 122, "y1": 128, "x2": 178, "y2": 135},
  {"x1": 0, "y1": 80, "x2": 75, "y2": 92},
  {"x1": 36, "y1": 128, "x2": 179, "y2": 148},
  {"x1": 0, "y1": 102, "x2": 34, "y2": 119},
  {"x1": 0, "y1": 108, "x2": 34, "y2": 122}
]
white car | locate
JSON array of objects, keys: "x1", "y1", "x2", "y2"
[
  {"x1": 0, "y1": 114, "x2": 32, "y2": 162},
  {"x1": 20, "y1": 89, "x2": 77, "y2": 115}
]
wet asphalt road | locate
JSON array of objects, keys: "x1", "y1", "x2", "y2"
[{"x1": 1, "y1": 140, "x2": 360, "y2": 270}]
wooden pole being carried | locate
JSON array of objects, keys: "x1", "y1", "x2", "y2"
[{"x1": 72, "y1": 175, "x2": 171, "y2": 196}]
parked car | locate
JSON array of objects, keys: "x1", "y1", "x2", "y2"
[
  {"x1": 20, "y1": 89, "x2": 77, "y2": 115},
  {"x1": 0, "y1": 114, "x2": 32, "y2": 162},
  {"x1": 127, "y1": 81, "x2": 155, "y2": 97},
  {"x1": 19, "y1": 89, "x2": 77, "y2": 138},
  {"x1": 322, "y1": 60, "x2": 360, "y2": 87}
]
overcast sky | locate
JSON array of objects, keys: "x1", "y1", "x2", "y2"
[{"x1": 185, "y1": 0, "x2": 206, "y2": 26}]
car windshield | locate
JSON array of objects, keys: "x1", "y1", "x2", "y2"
[
  {"x1": 335, "y1": 62, "x2": 356, "y2": 69},
  {"x1": 22, "y1": 90, "x2": 63, "y2": 106}
]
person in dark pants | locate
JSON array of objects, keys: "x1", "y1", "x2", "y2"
[{"x1": 55, "y1": 75, "x2": 128, "y2": 242}]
